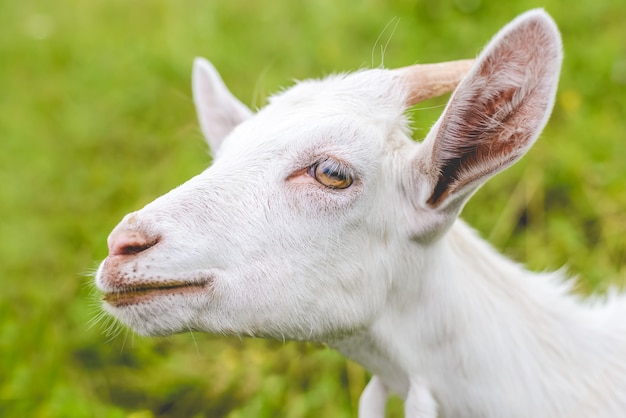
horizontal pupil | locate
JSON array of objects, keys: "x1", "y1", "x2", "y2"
[{"x1": 322, "y1": 165, "x2": 345, "y2": 179}]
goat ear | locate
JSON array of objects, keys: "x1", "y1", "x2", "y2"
[
  {"x1": 192, "y1": 58, "x2": 253, "y2": 154},
  {"x1": 414, "y1": 9, "x2": 562, "y2": 215}
]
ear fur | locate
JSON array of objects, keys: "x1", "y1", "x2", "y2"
[
  {"x1": 192, "y1": 58, "x2": 253, "y2": 155},
  {"x1": 414, "y1": 9, "x2": 562, "y2": 215}
]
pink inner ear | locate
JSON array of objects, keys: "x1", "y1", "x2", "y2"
[
  {"x1": 427, "y1": 85, "x2": 531, "y2": 206},
  {"x1": 426, "y1": 15, "x2": 561, "y2": 208}
]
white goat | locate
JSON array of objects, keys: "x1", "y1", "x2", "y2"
[{"x1": 96, "y1": 9, "x2": 626, "y2": 418}]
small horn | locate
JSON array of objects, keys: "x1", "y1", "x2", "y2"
[{"x1": 394, "y1": 59, "x2": 475, "y2": 105}]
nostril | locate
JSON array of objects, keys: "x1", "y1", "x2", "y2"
[
  {"x1": 119, "y1": 242, "x2": 155, "y2": 255},
  {"x1": 108, "y1": 229, "x2": 159, "y2": 257}
]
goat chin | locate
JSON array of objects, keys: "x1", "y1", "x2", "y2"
[{"x1": 95, "y1": 9, "x2": 626, "y2": 418}]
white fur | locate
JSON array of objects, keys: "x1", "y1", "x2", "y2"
[{"x1": 96, "y1": 10, "x2": 626, "y2": 417}]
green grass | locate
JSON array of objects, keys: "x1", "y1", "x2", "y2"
[{"x1": 1, "y1": 0, "x2": 625, "y2": 416}]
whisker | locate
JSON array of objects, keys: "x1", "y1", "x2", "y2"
[{"x1": 371, "y1": 17, "x2": 400, "y2": 68}]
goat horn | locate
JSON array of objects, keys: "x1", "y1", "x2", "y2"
[{"x1": 394, "y1": 59, "x2": 475, "y2": 106}]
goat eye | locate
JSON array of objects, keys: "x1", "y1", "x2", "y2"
[{"x1": 311, "y1": 160, "x2": 353, "y2": 189}]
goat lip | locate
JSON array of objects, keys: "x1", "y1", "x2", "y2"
[{"x1": 103, "y1": 280, "x2": 208, "y2": 307}]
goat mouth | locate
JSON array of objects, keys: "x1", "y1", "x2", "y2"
[{"x1": 103, "y1": 281, "x2": 208, "y2": 307}]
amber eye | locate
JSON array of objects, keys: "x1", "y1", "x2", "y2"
[{"x1": 310, "y1": 159, "x2": 354, "y2": 189}]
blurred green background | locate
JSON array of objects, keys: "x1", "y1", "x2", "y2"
[{"x1": 1, "y1": 0, "x2": 625, "y2": 417}]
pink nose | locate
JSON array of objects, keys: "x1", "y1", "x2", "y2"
[{"x1": 107, "y1": 228, "x2": 159, "y2": 256}]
